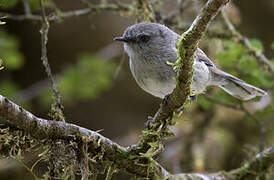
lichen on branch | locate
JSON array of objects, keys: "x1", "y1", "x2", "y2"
[{"x1": 0, "y1": 95, "x2": 273, "y2": 179}]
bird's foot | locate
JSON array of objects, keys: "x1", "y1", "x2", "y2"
[
  {"x1": 145, "y1": 116, "x2": 154, "y2": 129},
  {"x1": 188, "y1": 95, "x2": 197, "y2": 101},
  {"x1": 163, "y1": 94, "x2": 171, "y2": 106}
]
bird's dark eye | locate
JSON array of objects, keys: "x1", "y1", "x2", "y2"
[{"x1": 138, "y1": 34, "x2": 150, "y2": 43}]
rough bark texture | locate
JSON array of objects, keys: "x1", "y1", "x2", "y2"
[{"x1": 0, "y1": 95, "x2": 273, "y2": 179}]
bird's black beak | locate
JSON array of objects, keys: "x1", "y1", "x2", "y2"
[{"x1": 114, "y1": 36, "x2": 131, "y2": 42}]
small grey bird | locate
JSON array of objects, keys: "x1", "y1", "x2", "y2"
[{"x1": 114, "y1": 22, "x2": 267, "y2": 100}]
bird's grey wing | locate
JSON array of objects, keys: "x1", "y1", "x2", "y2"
[
  {"x1": 195, "y1": 48, "x2": 216, "y2": 67},
  {"x1": 174, "y1": 33, "x2": 215, "y2": 67}
]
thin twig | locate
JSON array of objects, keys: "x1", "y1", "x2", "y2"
[
  {"x1": 114, "y1": 52, "x2": 126, "y2": 79},
  {"x1": 21, "y1": 0, "x2": 32, "y2": 17},
  {"x1": 0, "y1": 4, "x2": 131, "y2": 21},
  {"x1": 205, "y1": 95, "x2": 266, "y2": 153},
  {"x1": 40, "y1": 0, "x2": 64, "y2": 121},
  {"x1": 12, "y1": 157, "x2": 39, "y2": 180},
  {"x1": 204, "y1": 94, "x2": 242, "y2": 110},
  {"x1": 230, "y1": 146, "x2": 274, "y2": 180},
  {"x1": 240, "y1": 103, "x2": 265, "y2": 153},
  {"x1": 12, "y1": 42, "x2": 122, "y2": 103}
]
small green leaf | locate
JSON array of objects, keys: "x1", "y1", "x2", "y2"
[
  {"x1": 249, "y1": 39, "x2": 263, "y2": 53},
  {"x1": 0, "y1": 31, "x2": 24, "y2": 70},
  {"x1": 0, "y1": 20, "x2": 6, "y2": 25},
  {"x1": 237, "y1": 55, "x2": 258, "y2": 74},
  {"x1": 29, "y1": 0, "x2": 40, "y2": 10},
  {"x1": 216, "y1": 40, "x2": 243, "y2": 68},
  {"x1": 40, "y1": 53, "x2": 115, "y2": 106},
  {"x1": 0, "y1": 80, "x2": 19, "y2": 97},
  {"x1": 166, "y1": 61, "x2": 175, "y2": 66},
  {"x1": 0, "y1": 58, "x2": 4, "y2": 70},
  {"x1": 4, "y1": 52, "x2": 24, "y2": 70},
  {"x1": 17, "y1": 148, "x2": 22, "y2": 159}
]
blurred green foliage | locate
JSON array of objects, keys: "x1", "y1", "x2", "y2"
[
  {"x1": 199, "y1": 39, "x2": 274, "y2": 123},
  {"x1": 0, "y1": 31, "x2": 24, "y2": 70},
  {"x1": 0, "y1": 80, "x2": 19, "y2": 98},
  {"x1": 0, "y1": 0, "x2": 18, "y2": 9},
  {"x1": 0, "y1": 58, "x2": 3, "y2": 70},
  {"x1": 198, "y1": 95, "x2": 213, "y2": 110},
  {"x1": 28, "y1": 0, "x2": 40, "y2": 10},
  {"x1": 0, "y1": 30, "x2": 23, "y2": 99},
  {"x1": 0, "y1": 0, "x2": 50, "y2": 10},
  {"x1": 0, "y1": 29, "x2": 115, "y2": 108},
  {"x1": 40, "y1": 54, "x2": 115, "y2": 106},
  {"x1": 216, "y1": 39, "x2": 274, "y2": 88}
]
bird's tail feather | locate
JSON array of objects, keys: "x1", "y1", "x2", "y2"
[{"x1": 211, "y1": 68, "x2": 267, "y2": 101}]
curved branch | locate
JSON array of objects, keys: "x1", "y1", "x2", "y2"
[
  {"x1": 230, "y1": 146, "x2": 274, "y2": 179},
  {"x1": 0, "y1": 95, "x2": 170, "y2": 178},
  {"x1": 1, "y1": 94, "x2": 273, "y2": 179}
]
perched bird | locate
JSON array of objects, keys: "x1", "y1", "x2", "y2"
[{"x1": 114, "y1": 22, "x2": 267, "y2": 100}]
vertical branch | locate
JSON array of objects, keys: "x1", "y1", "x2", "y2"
[
  {"x1": 40, "y1": 0, "x2": 65, "y2": 121},
  {"x1": 22, "y1": 0, "x2": 32, "y2": 17}
]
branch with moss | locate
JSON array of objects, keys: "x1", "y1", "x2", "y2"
[
  {"x1": 0, "y1": 95, "x2": 170, "y2": 179},
  {"x1": 172, "y1": 146, "x2": 274, "y2": 180},
  {"x1": 1, "y1": 95, "x2": 273, "y2": 179}
]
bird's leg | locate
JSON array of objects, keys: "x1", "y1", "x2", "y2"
[
  {"x1": 163, "y1": 94, "x2": 171, "y2": 106},
  {"x1": 145, "y1": 116, "x2": 154, "y2": 128},
  {"x1": 188, "y1": 95, "x2": 197, "y2": 101}
]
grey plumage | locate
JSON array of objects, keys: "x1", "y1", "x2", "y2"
[{"x1": 114, "y1": 22, "x2": 267, "y2": 100}]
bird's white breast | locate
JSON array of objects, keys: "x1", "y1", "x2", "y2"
[
  {"x1": 192, "y1": 59, "x2": 210, "y2": 94},
  {"x1": 125, "y1": 43, "x2": 211, "y2": 98}
]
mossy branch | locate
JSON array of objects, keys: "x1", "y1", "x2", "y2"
[
  {"x1": 230, "y1": 146, "x2": 274, "y2": 179},
  {"x1": 0, "y1": 95, "x2": 170, "y2": 179},
  {"x1": 0, "y1": 95, "x2": 273, "y2": 179}
]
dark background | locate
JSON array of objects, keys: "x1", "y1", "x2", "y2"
[
  {"x1": 4, "y1": 0, "x2": 274, "y2": 142},
  {"x1": 0, "y1": 0, "x2": 274, "y2": 179}
]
